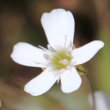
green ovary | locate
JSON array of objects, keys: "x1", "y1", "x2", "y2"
[{"x1": 52, "y1": 50, "x2": 72, "y2": 70}]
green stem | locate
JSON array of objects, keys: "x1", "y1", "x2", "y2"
[
  {"x1": 86, "y1": 73, "x2": 96, "y2": 110},
  {"x1": 77, "y1": 68, "x2": 96, "y2": 110}
]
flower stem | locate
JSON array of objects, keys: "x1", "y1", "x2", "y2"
[
  {"x1": 86, "y1": 73, "x2": 96, "y2": 110},
  {"x1": 77, "y1": 68, "x2": 96, "y2": 110}
]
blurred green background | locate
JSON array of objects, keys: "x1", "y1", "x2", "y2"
[{"x1": 0, "y1": 0, "x2": 110, "y2": 110}]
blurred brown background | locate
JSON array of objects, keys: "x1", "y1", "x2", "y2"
[{"x1": 0, "y1": 0, "x2": 110, "y2": 110}]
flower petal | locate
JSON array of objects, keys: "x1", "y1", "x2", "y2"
[
  {"x1": 61, "y1": 67, "x2": 82, "y2": 93},
  {"x1": 72, "y1": 40, "x2": 104, "y2": 65},
  {"x1": 24, "y1": 68, "x2": 58, "y2": 96},
  {"x1": 11, "y1": 42, "x2": 47, "y2": 67},
  {"x1": 41, "y1": 9, "x2": 75, "y2": 48}
]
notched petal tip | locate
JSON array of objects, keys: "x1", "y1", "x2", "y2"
[
  {"x1": 10, "y1": 42, "x2": 24, "y2": 61},
  {"x1": 97, "y1": 40, "x2": 104, "y2": 48},
  {"x1": 41, "y1": 8, "x2": 66, "y2": 22},
  {"x1": 61, "y1": 68, "x2": 82, "y2": 93},
  {"x1": 62, "y1": 78, "x2": 82, "y2": 94},
  {"x1": 24, "y1": 84, "x2": 39, "y2": 96},
  {"x1": 94, "y1": 40, "x2": 104, "y2": 48}
]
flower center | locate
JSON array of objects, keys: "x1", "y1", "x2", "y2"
[{"x1": 52, "y1": 50, "x2": 72, "y2": 70}]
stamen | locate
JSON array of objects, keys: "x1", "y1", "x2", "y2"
[{"x1": 51, "y1": 50, "x2": 72, "y2": 70}]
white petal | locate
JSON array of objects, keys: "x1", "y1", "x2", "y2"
[
  {"x1": 11, "y1": 42, "x2": 47, "y2": 67},
  {"x1": 72, "y1": 40, "x2": 104, "y2": 65},
  {"x1": 61, "y1": 67, "x2": 82, "y2": 93},
  {"x1": 41, "y1": 9, "x2": 75, "y2": 48},
  {"x1": 24, "y1": 68, "x2": 58, "y2": 96}
]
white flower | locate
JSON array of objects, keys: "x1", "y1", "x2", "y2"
[{"x1": 11, "y1": 9, "x2": 104, "y2": 96}]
